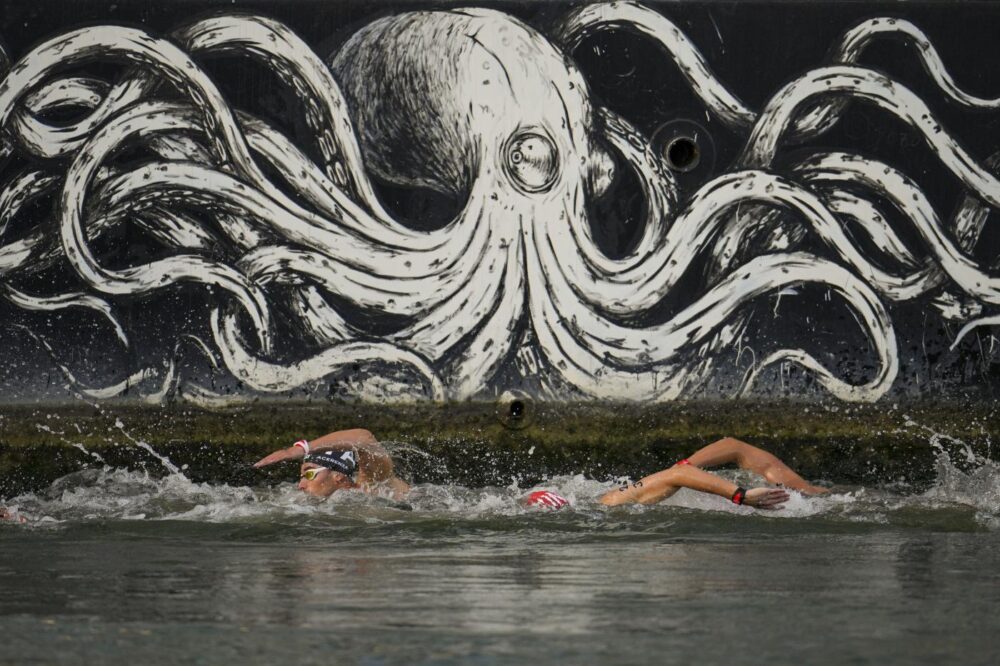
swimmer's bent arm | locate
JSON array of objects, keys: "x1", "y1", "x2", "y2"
[
  {"x1": 599, "y1": 464, "x2": 789, "y2": 509},
  {"x1": 253, "y1": 429, "x2": 394, "y2": 482}
]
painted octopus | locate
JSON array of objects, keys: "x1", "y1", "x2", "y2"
[{"x1": 0, "y1": 2, "x2": 998, "y2": 404}]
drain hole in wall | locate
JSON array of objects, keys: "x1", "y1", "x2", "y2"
[
  {"x1": 665, "y1": 136, "x2": 700, "y2": 172},
  {"x1": 496, "y1": 391, "x2": 534, "y2": 430}
]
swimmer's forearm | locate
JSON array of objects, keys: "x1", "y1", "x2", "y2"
[
  {"x1": 252, "y1": 429, "x2": 381, "y2": 469},
  {"x1": 638, "y1": 465, "x2": 739, "y2": 504},
  {"x1": 601, "y1": 466, "x2": 737, "y2": 505},
  {"x1": 310, "y1": 429, "x2": 379, "y2": 452},
  {"x1": 650, "y1": 466, "x2": 738, "y2": 503}
]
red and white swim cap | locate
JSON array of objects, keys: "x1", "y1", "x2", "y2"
[{"x1": 526, "y1": 490, "x2": 569, "y2": 509}]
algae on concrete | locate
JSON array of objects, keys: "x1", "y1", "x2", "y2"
[{"x1": 1, "y1": 400, "x2": 996, "y2": 498}]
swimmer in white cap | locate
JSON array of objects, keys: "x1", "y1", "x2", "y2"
[{"x1": 254, "y1": 428, "x2": 410, "y2": 500}]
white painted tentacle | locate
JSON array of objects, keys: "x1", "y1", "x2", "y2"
[
  {"x1": 810, "y1": 188, "x2": 923, "y2": 270},
  {"x1": 2, "y1": 285, "x2": 128, "y2": 347},
  {"x1": 286, "y1": 287, "x2": 358, "y2": 345},
  {"x1": 100, "y1": 159, "x2": 492, "y2": 292},
  {"x1": 178, "y1": 382, "x2": 246, "y2": 409},
  {"x1": 0, "y1": 170, "x2": 96, "y2": 276},
  {"x1": 540, "y1": 239, "x2": 898, "y2": 402},
  {"x1": 836, "y1": 19, "x2": 1000, "y2": 108},
  {"x1": 391, "y1": 229, "x2": 508, "y2": 360},
  {"x1": 954, "y1": 196, "x2": 992, "y2": 258},
  {"x1": 87, "y1": 102, "x2": 490, "y2": 282},
  {"x1": 125, "y1": 130, "x2": 275, "y2": 251},
  {"x1": 60, "y1": 104, "x2": 272, "y2": 351},
  {"x1": 781, "y1": 19, "x2": 1000, "y2": 138},
  {"x1": 705, "y1": 207, "x2": 788, "y2": 283},
  {"x1": 73, "y1": 367, "x2": 161, "y2": 401},
  {"x1": 1, "y1": 193, "x2": 219, "y2": 278},
  {"x1": 539, "y1": 199, "x2": 851, "y2": 365},
  {"x1": 131, "y1": 206, "x2": 219, "y2": 252},
  {"x1": 209, "y1": 308, "x2": 445, "y2": 399},
  {"x1": 175, "y1": 15, "x2": 395, "y2": 223},
  {"x1": 237, "y1": 112, "x2": 475, "y2": 253},
  {"x1": 552, "y1": 169, "x2": 926, "y2": 315},
  {"x1": 796, "y1": 151, "x2": 1000, "y2": 304},
  {"x1": 436, "y1": 232, "x2": 525, "y2": 398},
  {"x1": 951, "y1": 315, "x2": 1000, "y2": 350},
  {"x1": 553, "y1": 2, "x2": 755, "y2": 131},
  {"x1": 9, "y1": 76, "x2": 149, "y2": 159},
  {"x1": 23, "y1": 76, "x2": 106, "y2": 112},
  {"x1": 7, "y1": 25, "x2": 485, "y2": 281},
  {"x1": 222, "y1": 174, "x2": 491, "y2": 316},
  {"x1": 531, "y1": 215, "x2": 897, "y2": 401},
  {"x1": 0, "y1": 25, "x2": 346, "y2": 244},
  {"x1": 950, "y1": 153, "x2": 1000, "y2": 253},
  {"x1": 239, "y1": 238, "x2": 488, "y2": 317},
  {"x1": 147, "y1": 133, "x2": 213, "y2": 163},
  {"x1": 559, "y1": 108, "x2": 675, "y2": 276},
  {"x1": 244, "y1": 204, "x2": 505, "y2": 358},
  {"x1": 0, "y1": 170, "x2": 58, "y2": 237},
  {"x1": 545, "y1": 172, "x2": 765, "y2": 315},
  {"x1": 557, "y1": 6, "x2": 1000, "y2": 144},
  {"x1": 741, "y1": 66, "x2": 1000, "y2": 209},
  {"x1": 237, "y1": 113, "x2": 391, "y2": 244}
]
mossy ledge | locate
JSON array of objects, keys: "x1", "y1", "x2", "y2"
[{"x1": 1, "y1": 400, "x2": 996, "y2": 497}]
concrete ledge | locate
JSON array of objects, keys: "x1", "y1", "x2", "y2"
[{"x1": 1, "y1": 401, "x2": 996, "y2": 497}]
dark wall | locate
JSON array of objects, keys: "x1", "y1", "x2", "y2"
[{"x1": 0, "y1": 1, "x2": 998, "y2": 404}]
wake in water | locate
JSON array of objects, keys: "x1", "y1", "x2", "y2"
[{"x1": 3, "y1": 449, "x2": 998, "y2": 531}]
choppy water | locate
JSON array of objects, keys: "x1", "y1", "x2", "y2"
[{"x1": 3, "y1": 438, "x2": 1000, "y2": 665}]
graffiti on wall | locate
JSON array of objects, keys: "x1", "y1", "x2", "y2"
[{"x1": 0, "y1": 1, "x2": 998, "y2": 403}]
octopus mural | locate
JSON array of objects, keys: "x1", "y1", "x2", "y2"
[{"x1": 0, "y1": 1, "x2": 997, "y2": 404}]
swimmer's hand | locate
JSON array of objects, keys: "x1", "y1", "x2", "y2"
[
  {"x1": 252, "y1": 445, "x2": 306, "y2": 469},
  {"x1": 743, "y1": 487, "x2": 790, "y2": 510}
]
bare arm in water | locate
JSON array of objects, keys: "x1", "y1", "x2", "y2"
[
  {"x1": 600, "y1": 437, "x2": 827, "y2": 508},
  {"x1": 253, "y1": 428, "x2": 400, "y2": 487}
]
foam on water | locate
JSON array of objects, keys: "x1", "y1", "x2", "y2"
[
  {"x1": 3, "y1": 454, "x2": 998, "y2": 531},
  {"x1": 3, "y1": 413, "x2": 998, "y2": 530}
]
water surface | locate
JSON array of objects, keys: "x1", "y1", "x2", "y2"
[{"x1": 2, "y1": 453, "x2": 999, "y2": 665}]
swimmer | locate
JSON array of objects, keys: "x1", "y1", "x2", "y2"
[
  {"x1": 256, "y1": 431, "x2": 821, "y2": 511},
  {"x1": 600, "y1": 436, "x2": 826, "y2": 508},
  {"x1": 529, "y1": 437, "x2": 827, "y2": 510},
  {"x1": 253, "y1": 428, "x2": 410, "y2": 500}
]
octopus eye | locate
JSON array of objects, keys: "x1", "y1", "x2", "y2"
[{"x1": 504, "y1": 131, "x2": 559, "y2": 193}]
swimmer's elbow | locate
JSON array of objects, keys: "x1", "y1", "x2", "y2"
[
  {"x1": 335, "y1": 428, "x2": 377, "y2": 446},
  {"x1": 599, "y1": 492, "x2": 621, "y2": 506},
  {"x1": 599, "y1": 489, "x2": 633, "y2": 506}
]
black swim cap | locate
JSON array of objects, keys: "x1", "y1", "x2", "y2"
[{"x1": 305, "y1": 450, "x2": 358, "y2": 477}]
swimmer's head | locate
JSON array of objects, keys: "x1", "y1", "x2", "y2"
[
  {"x1": 298, "y1": 450, "x2": 359, "y2": 497},
  {"x1": 525, "y1": 490, "x2": 569, "y2": 510}
]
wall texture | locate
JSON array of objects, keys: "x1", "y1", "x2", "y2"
[{"x1": 0, "y1": 0, "x2": 998, "y2": 405}]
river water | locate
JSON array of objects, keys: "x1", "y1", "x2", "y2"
[{"x1": 2, "y1": 448, "x2": 1000, "y2": 665}]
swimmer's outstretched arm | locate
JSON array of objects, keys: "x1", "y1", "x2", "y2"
[
  {"x1": 686, "y1": 437, "x2": 828, "y2": 495},
  {"x1": 252, "y1": 429, "x2": 395, "y2": 482},
  {"x1": 599, "y1": 465, "x2": 789, "y2": 509}
]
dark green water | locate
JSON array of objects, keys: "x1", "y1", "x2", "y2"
[{"x1": 2, "y1": 459, "x2": 999, "y2": 665}]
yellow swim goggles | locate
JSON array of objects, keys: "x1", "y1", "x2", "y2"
[{"x1": 300, "y1": 467, "x2": 328, "y2": 481}]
